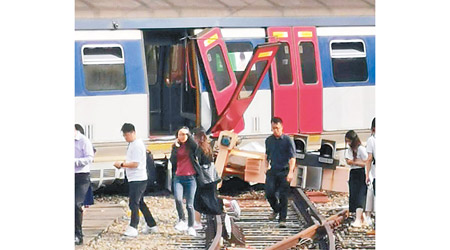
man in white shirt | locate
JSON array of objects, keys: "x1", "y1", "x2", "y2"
[
  {"x1": 114, "y1": 123, "x2": 158, "y2": 237},
  {"x1": 366, "y1": 118, "x2": 376, "y2": 194},
  {"x1": 365, "y1": 118, "x2": 376, "y2": 230}
]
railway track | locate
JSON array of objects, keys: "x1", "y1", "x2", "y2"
[
  {"x1": 167, "y1": 188, "x2": 351, "y2": 250},
  {"x1": 168, "y1": 219, "x2": 208, "y2": 249},
  {"x1": 222, "y1": 199, "x2": 310, "y2": 249}
]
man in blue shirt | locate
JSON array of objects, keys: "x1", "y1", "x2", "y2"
[{"x1": 265, "y1": 117, "x2": 296, "y2": 228}]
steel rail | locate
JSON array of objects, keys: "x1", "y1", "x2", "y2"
[
  {"x1": 207, "y1": 215, "x2": 222, "y2": 250},
  {"x1": 205, "y1": 188, "x2": 348, "y2": 250},
  {"x1": 266, "y1": 188, "x2": 349, "y2": 250}
]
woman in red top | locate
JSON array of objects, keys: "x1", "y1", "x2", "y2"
[{"x1": 170, "y1": 127, "x2": 198, "y2": 236}]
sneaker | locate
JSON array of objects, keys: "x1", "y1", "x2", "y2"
[
  {"x1": 362, "y1": 213, "x2": 373, "y2": 227},
  {"x1": 187, "y1": 227, "x2": 197, "y2": 237},
  {"x1": 75, "y1": 236, "x2": 83, "y2": 245},
  {"x1": 224, "y1": 214, "x2": 232, "y2": 239},
  {"x1": 194, "y1": 221, "x2": 203, "y2": 230},
  {"x1": 142, "y1": 225, "x2": 158, "y2": 234},
  {"x1": 351, "y1": 219, "x2": 362, "y2": 227},
  {"x1": 124, "y1": 225, "x2": 138, "y2": 237},
  {"x1": 230, "y1": 200, "x2": 241, "y2": 218},
  {"x1": 279, "y1": 221, "x2": 287, "y2": 228},
  {"x1": 352, "y1": 208, "x2": 363, "y2": 227},
  {"x1": 175, "y1": 220, "x2": 188, "y2": 232},
  {"x1": 269, "y1": 211, "x2": 278, "y2": 221}
]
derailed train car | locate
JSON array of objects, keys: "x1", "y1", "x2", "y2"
[{"x1": 75, "y1": 16, "x2": 375, "y2": 189}]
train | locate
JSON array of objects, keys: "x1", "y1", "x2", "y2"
[{"x1": 75, "y1": 16, "x2": 375, "y2": 189}]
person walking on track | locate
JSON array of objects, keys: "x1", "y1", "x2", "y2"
[
  {"x1": 264, "y1": 117, "x2": 296, "y2": 228},
  {"x1": 364, "y1": 118, "x2": 376, "y2": 229},
  {"x1": 170, "y1": 126, "x2": 199, "y2": 236},
  {"x1": 114, "y1": 123, "x2": 158, "y2": 237},
  {"x1": 75, "y1": 124, "x2": 94, "y2": 245},
  {"x1": 345, "y1": 130, "x2": 368, "y2": 227}
]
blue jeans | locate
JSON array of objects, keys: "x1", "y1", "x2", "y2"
[{"x1": 173, "y1": 175, "x2": 197, "y2": 227}]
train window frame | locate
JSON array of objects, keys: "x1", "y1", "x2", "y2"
[
  {"x1": 329, "y1": 39, "x2": 368, "y2": 83},
  {"x1": 206, "y1": 44, "x2": 232, "y2": 92},
  {"x1": 274, "y1": 42, "x2": 294, "y2": 86},
  {"x1": 225, "y1": 42, "x2": 254, "y2": 82},
  {"x1": 81, "y1": 44, "x2": 127, "y2": 91},
  {"x1": 298, "y1": 41, "x2": 318, "y2": 85},
  {"x1": 238, "y1": 60, "x2": 268, "y2": 100}
]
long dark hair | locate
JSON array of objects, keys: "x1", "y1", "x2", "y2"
[
  {"x1": 193, "y1": 128, "x2": 213, "y2": 160},
  {"x1": 345, "y1": 130, "x2": 361, "y2": 160}
]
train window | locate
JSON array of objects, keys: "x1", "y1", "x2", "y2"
[
  {"x1": 274, "y1": 42, "x2": 293, "y2": 85},
  {"x1": 207, "y1": 45, "x2": 231, "y2": 92},
  {"x1": 238, "y1": 61, "x2": 267, "y2": 99},
  {"x1": 82, "y1": 45, "x2": 126, "y2": 91},
  {"x1": 330, "y1": 40, "x2": 368, "y2": 82},
  {"x1": 226, "y1": 42, "x2": 254, "y2": 82},
  {"x1": 299, "y1": 42, "x2": 317, "y2": 84}
]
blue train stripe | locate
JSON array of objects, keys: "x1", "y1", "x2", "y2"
[
  {"x1": 75, "y1": 40, "x2": 147, "y2": 96},
  {"x1": 319, "y1": 36, "x2": 375, "y2": 88}
]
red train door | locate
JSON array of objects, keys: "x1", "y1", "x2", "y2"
[
  {"x1": 292, "y1": 27, "x2": 323, "y2": 133},
  {"x1": 268, "y1": 27, "x2": 299, "y2": 134},
  {"x1": 211, "y1": 43, "x2": 280, "y2": 133},
  {"x1": 196, "y1": 28, "x2": 238, "y2": 116}
]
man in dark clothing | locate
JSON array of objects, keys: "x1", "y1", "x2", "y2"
[{"x1": 264, "y1": 117, "x2": 296, "y2": 228}]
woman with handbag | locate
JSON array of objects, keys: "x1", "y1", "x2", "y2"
[
  {"x1": 170, "y1": 126, "x2": 199, "y2": 237},
  {"x1": 192, "y1": 128, "x2": 222, "y2": 217},
  {"x1": 192, "y1": 128, "x2": 243, "y2": 244}
]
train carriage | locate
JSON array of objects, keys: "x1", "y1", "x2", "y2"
[{"x1": 75, "y1": 15, "x2": 375, "y2": 189}]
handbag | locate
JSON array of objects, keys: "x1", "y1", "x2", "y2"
[{"x1": 195, "y1": 161, "x2": 220, "y2": 186}]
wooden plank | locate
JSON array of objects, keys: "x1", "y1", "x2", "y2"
[{"x1": 79, "y1": 203, "x2": 125, "y2": 244}]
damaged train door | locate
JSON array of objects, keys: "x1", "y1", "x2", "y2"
[{"x1": 210, "y1": 43, "x2": 281, "y2": 133}]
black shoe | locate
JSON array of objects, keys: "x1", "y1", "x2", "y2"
[
  {"x1": 269, "y1": 211, "x2": 278, "y2": 221},
  {"x1": 279, "y1": 221, "x2": 286, "y2": 228},
  {"x1": 75, "y1": 236, "x2": 83, "y2": 245}
]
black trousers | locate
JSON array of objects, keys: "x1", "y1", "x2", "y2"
[
  {"x1": 75, "y1": 173, "x2": 90, "y2": 239},
  {"x1": 348, "y1": 168, "x2": 367, "y2": 212},
  {"x1": 128, "y1": 180, "x2": 157, "y2": 228},
  {"x1": 265, "y1": 168, "x2": 290, "y2": 222}
]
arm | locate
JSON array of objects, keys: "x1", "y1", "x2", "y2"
[
  {"x1": 345, "y1": 147, "x2": 367, "y2": 167},
  {"x1": 114, "y1": 161, "x2": 139, "y2": 169},
  {"x1": 185, "y1": 135, "x2": 199, "y2": 153},
  {"x1": 75, "y1": 140, "x2": 94, "y2": 168},
  {"x1": 286, "y1": 157, "x2": 296, "y2": 183},
  {"x1": 265, "y1": 138, "x2": 271, "y2": 172},
  {"x1": 286, "y1": 137, "x2": 296, "y2": 182},
  {"x1": 348, "y1": 158, "x2": 367, "y2": 167},
  {"x1": 365, "y1": 153, "x2": 373, "y2": 184},
  {"x1": 114, "y1": 141, "x2": 144, "y2": 169}
]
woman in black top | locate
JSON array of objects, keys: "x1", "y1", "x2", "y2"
[{"x1": 192, "y1": 128, "x2": 222, "y2": 216}]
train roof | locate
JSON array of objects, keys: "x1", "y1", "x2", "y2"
[{"x1": 75, "y1": 0, "x2": 375, "y2": 30}]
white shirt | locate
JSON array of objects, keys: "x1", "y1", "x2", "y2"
[
  {"x1": 366, "y1": 135, "x2": 376, "y2": 179},
  {"x1": 125, "y1": 138, "x2": 147, "y2": 182},
  {"x1": 345, "y1": 145, "x2": 368, "y2": 170}
]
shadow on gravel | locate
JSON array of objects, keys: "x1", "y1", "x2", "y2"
[{"x1": 218, "y1": 177, "x2": 265, "y2": 196}]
